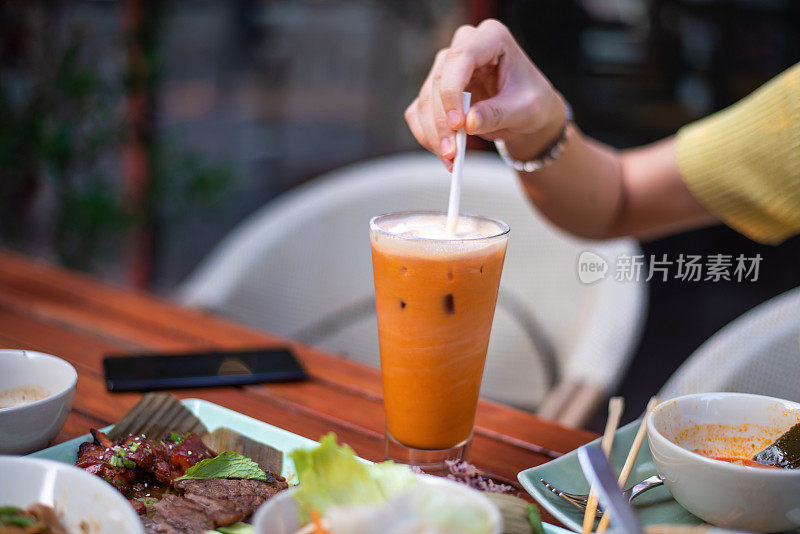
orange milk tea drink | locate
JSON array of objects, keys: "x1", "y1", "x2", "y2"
[{"x1": 370, "y1": 212, "x2": 509, "y2": 467}]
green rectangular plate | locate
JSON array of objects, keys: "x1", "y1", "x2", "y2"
[
  {"x1": 518, "y1": 420, "x2": 701, "y2": 532},
  {"x1": 29, "y1": 397, "x2": 574, "y2": 534}
]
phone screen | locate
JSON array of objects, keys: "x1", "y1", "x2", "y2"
[{"x1": 103, "y1": 348, "x2": 306, "y2": 392}]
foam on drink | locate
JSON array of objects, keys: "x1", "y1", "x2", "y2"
[{"x1": 371, "y1": 213, "x2": 507, "y2": 257}]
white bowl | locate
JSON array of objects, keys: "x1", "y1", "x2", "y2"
[
  {"x1": 0, "y1": 349, "x2": 77, "y2": 454},
  {"x1": 252, "y1": 474, "x2": 503, "y2": 534},
  {"x1": 647, "y1": 392, "x2": 800, "y2": 532},
  {"x1": 0, "y1": 456, "x2": 144, "y2": 533}
]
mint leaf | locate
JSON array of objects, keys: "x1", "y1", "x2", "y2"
[{"x1": 175, "y1": 451, "x2": 269, "y2": 482}]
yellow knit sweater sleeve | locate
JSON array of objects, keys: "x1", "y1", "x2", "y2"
[{"x1": 675, "y1": 62, "x2": 800, "y2": 244}]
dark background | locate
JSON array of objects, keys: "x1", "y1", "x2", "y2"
[{"x1": 1, "y1": 0, "x2": 798, "y2": 426}]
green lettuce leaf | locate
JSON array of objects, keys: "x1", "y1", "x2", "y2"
[
  {"x1": 527, "y1": 504, "x2": 545, "y2": 534},
  {"x1": 290, "y1": 433, "x2": 416, "y2": 523},
  {"x1": 175, "y1": 451, "x2": 269, "y2": 482}
]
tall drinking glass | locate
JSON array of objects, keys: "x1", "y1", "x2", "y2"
[{"x1": 369, "y1": 211, "x2": 509, "y2": 470}]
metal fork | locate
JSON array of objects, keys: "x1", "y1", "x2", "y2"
[{"x1": 540, "y1": 474, "x2": 664, "y2": 514}]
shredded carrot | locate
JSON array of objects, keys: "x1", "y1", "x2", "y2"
[{"x1": 311, "y1": 510, "x2": 329, "y2": 534}]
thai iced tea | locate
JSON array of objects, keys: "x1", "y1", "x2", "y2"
[{"x1": 370, "y1": 212, "x2": 509, "y2": 455}]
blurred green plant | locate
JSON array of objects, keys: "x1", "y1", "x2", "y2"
[
  {"x1": 0, "y1": 34, "x2": 125, "y2": 267},
  {"x1": 0, "y1": 7, "x2": 234, "y2": 272}
]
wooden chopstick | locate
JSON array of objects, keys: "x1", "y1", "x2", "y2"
[
  {"x1": 596, "y1": 396, "x2": 659, "y2": 533},
  {"x1": 582, "y1": 396, "x2": 625, "y2": 533}
]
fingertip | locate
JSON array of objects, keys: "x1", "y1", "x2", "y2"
[
  {"x1": 440, "y1": 137, "x2": 455, "y2": 157},
  {"x1": 465, "y1": 109, "x2": 482, "y2": 134},
  {"x1": 441, "y1": 156, "x2": 454, "y2": 172},
  {"x1": 447, "y1": 110, "x2": 462, "y2": 129}
]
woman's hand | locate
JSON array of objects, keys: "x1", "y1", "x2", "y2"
[{"x1": 405, "y1": 19, "x2": 565, "y2": 171}]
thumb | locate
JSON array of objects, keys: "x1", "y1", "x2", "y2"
[{"x1": 465, "y1": 91, "x2": 531, "y2": 135}]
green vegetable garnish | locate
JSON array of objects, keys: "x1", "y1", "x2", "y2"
[
  {"x1": 135, "y1": 497, "x2": 159, "y2": 507},
  {"x1": 0, "y1": 506, "x2": 39, "y2": 527},
  {"x1": 169, "y1": 432, "x2": 185, "y2": 444},
  {"x1": 175, "y1": 451, "x2": 271, "y2": 482},
  {"x1": 290, "y1": 433, "x2": 416, "y2": 523},
  {"x1": 109, "y1": 452, "x2": 136, "y2": 469},
  {"x1": 526, "y1": 504, "x2": 545, "y2": 534},
  {"x1": 128, "y1": 441, "x2": 140, "y2": 453},
  {"x1": 214, "y1": 523, "x2": 254, "y2": 534}
]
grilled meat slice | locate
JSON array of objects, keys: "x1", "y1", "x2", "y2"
[
  {"x1": 141, "y1": 495, "x2": 214, "y2": 534},
  {"x1": 175, "y1": 477, "x2": 288, "y2": 524},
  {"x1": 141, "y1": 476, "x2": 289, "y2": 533}
]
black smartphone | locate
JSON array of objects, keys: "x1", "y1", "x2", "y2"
[{"x1": 103, "y1": 348, "x2": 307, "y2": 392}]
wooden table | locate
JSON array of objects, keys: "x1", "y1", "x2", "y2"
[{"x1": 0, "y1": 250, "x2": 596, "y2": 501}]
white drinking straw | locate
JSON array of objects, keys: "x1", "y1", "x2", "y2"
[{"x1": 446, "y1": 91, "x2": 471, "y2": 235}]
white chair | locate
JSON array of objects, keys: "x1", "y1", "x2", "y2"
[
  {"x1": 177, "y1": 151, "x2": 647, "y2": 426},
  {"x1": 660, "y1": 286, "x2": 800, "y2": 401}
]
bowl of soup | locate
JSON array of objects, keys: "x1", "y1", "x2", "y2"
[
  {"x1": 0, "y1": 349, "x2": 77, "y2": 454},
  {"x1": 647, "y1": 393, "x2": 800, "y2": 532}
]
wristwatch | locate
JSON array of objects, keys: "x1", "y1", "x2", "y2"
[{"x1": 494, "y1": 100, "x2": 573, "y2": 173}]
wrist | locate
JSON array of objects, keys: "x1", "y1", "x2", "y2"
[{"x1": 504, "y1": 92, "x2": 568, "y2": 161}]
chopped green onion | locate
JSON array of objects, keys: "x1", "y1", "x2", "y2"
[{"x1": 108, "y1": 453, "x2": 136, "y2": 470}]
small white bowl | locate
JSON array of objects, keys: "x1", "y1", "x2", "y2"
[
  {"x1": 252, "y1": 474, "x2": 503, "y2": 534},
  {"x1": 0, "y1": 349, "x2": 77, "y2": 454},
  {"x1": 0, "y1": 456, "x2": 144, "y2": 533},
  {"x1": 647, "y1": 392, "x2": 800, "y2": 532}
]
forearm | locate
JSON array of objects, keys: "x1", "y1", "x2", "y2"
[
  {"x1": 509, "y1": 125, "x2": 625, "y2": 239},
  {"x1": 615, "y1": 138, "x2": 717, "y2": 240},
  {"x1": 509, "y1": 128, "x2": 716, "y2": 240}
]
